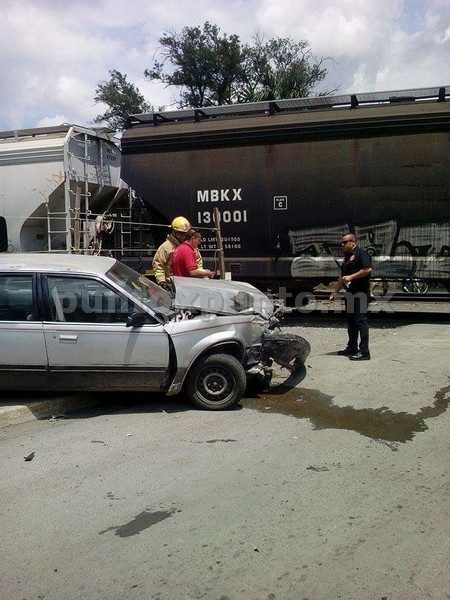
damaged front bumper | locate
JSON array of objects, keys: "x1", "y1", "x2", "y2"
[{"x1": 261, "y1": 330, "x2": 311, "y2": 373}]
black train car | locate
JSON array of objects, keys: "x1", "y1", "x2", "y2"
[{"x1": 121, "y1": 86, "x2": 450, "y2": 292}]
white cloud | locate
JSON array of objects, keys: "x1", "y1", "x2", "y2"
[
  {"x1": 254, "y1": 0, "x2": 402, "y2": 53},
  {"x1": 36, "y1": 114, "x2": 69, "y2": 128},
  {"x1": 0, "y1": 0, "x2": 448, "y2": 131}
]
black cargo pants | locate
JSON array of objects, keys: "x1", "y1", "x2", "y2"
[{"x1": 344, "y1": 291, "x2": 369, "y2": 355}]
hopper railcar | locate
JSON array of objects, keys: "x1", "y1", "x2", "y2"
[{"x1": 121, "y1": 87, "x2": 450, "y2": 292}]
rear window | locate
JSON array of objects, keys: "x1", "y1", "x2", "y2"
[{"x1": 0, "y1": 275, "x2": 34, "y2": 321}]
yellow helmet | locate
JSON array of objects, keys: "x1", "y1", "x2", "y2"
[{"x1": 171, "y1": 216, "x2": 191, "y2": 232}]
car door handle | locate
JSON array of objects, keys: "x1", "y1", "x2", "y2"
[{"x1": 59, "y1": 335, "x2": 78, "y2": 343}]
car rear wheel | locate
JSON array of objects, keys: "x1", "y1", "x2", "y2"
[{"x1": 186, "y1": 354, "x2": 246, "y2": 410}]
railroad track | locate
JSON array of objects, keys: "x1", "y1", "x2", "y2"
[
  {"x1": 275, "y1": 289, "x2": 450, "y2": 323},
  {"x1": 312, "y1": 291, "x2": 450, "y2": 303}
]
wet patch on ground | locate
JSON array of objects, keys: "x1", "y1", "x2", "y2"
[
  {"x1": 242, "y1": 383, "x2": 450, "y2": 443},
  {"x1": 193, "y1": 439, "x2": 237, "y2": 444},
  {"x1": 99, "y1": 508, "x2": 177, "y2": 537}
]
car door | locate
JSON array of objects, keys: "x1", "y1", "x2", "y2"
[
  {"x1": 0, "y1": 273, "x2": 48, "y2": 389},
  {"x1": 42, "y1": 274, "x2": 170, "y2": 391}
]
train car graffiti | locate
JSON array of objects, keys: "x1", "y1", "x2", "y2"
[{"x1": 289, "y1": 220, "x2": 449, "y2": 281}]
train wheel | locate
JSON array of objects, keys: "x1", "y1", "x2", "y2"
[{"x1": 402, "y1": 279, "x2": 429, "y2": 294}]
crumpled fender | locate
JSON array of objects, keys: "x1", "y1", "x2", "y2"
[{"x1": 166, "y1": 329, "x2": 246, "y2": 396}]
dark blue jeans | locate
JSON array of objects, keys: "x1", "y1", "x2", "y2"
[{"x1": 344, "y1": 292, "x2": 369, "y2": 355}]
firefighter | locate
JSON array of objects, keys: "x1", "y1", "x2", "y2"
[{"x1": 152, "y1": 216, "x2": 203, "y2": 289}]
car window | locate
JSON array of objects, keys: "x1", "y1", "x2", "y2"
[
  {"x1": 106, "y1": 261, "x2": 174, "y2": 318},
  {"x1": 0, "y1": 275, "x2": 34, "y2": 321},
  {"x1": 46, "y1": 276, "x2": 137, "y2": 324}
]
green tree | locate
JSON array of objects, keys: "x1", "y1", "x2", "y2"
[
  {"x1": 145, "y1": 22, "x2": 244, "y2": 107},
  {"x1": 93, "y1": 70, "x2": 152, "y2": 131},
  {"x1": 239, "y1": 35, "x2": 335, "y2": 102},
  {"x1": 145, "y1": 22, "x2": 334, "y2": 108}
]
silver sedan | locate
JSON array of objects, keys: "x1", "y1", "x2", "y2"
[{"x1": 0, "y1": 254, "x2": 310, "y2": 410}]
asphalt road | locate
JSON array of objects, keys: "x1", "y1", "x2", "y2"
[{"x1": 1, "y1": 320, "x2": 449, "y2": 600}]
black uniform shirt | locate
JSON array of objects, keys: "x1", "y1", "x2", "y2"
[{"x1": 341, "y1": 246, "x2": 372, "y2": 293}]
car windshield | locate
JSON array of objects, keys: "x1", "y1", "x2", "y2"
[{"x1": 106, "y1": 261, "x2": 174, "y2": 317}]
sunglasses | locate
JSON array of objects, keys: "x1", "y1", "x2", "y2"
[{"x1": 341, "y1": 240, "x2": 353, "y2": 245}]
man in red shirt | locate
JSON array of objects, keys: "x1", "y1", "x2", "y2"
[{"x1": 171, "y1": 229, "x2": 214, "y2": 278}]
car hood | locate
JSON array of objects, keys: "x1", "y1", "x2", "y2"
[{"x1": 172, "y1": 276, "x2": 273, "y2": 320}]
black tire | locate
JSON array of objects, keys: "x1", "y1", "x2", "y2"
[{"x1": 185, "y1": 354, "x2": 246, "y2": 410}]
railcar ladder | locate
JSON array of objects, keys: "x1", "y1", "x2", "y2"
[
  {"x1": 118, "y1": 191, "x2": 133, "y2": 255},
  {"x1": 45, "y1": 201, "x2": 70, "y2": 252}
]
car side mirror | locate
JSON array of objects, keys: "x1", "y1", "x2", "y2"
[{"x1": 126, "y1": 312, "x2": 149, "y2": 327}]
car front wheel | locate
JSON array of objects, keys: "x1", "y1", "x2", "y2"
[{"x1": 186, "y1": 354, "x2": 246, "y2": 410}]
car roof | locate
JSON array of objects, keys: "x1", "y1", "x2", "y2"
[{"x1": 0, "y1": 253, "x2": 116, "y2": 275}]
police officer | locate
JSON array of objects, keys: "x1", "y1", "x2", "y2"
[
  {"x1": 152, "y1": 216, "x2": 203, "y2": 288},
  {"x1": 329, "y1": 234, "x2": 373, "y2": 360}
]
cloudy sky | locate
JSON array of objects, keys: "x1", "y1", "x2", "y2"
[{"x1": 0, "y1": 0, "x2": 449, "y2": 131}]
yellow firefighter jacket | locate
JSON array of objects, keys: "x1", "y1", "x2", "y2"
[{"x1": 152, "y1": 233, "x2": 203, "y2": 283}]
